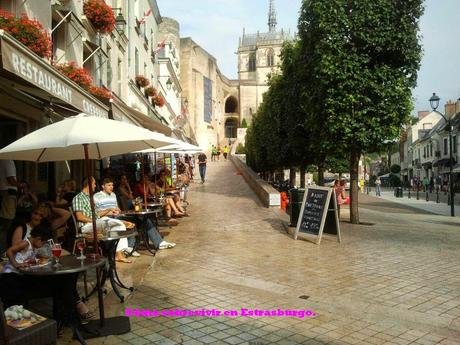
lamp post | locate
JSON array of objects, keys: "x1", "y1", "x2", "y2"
[
  {"x1": 429, "y1": 93, "x2": 455, "y2": 216},
  {"x1": 111, "y1": 8, "x2": 127, "y2": 34}
]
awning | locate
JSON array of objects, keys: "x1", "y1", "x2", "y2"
[
  {"x1": 422, "y1": 162, "x2": 432, "y2": 168},
  {"x1": 111, "y1": 98, "x2": 172, "y2": 136},
  {"x1": 453, "y1": 163, "x2": 460, "y2": 173},
  {"x1": 433, "y1": 158, "x2": 450, "y2": 167},
  {"x1": 0, "y1": 30, "x2": 109, "y2": 117}
]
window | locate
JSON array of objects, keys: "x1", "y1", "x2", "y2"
[
  {"x1": 134, "y1": 48, "x2": 139, "y2": 76},
  {"x1": 248, "y1": 53, "x2": 256, "y2": 72},
  {"x1": 117, "y1": 59, "x2": 122, "y2": 95},
  {"x1": 444, "y1": 138, "x2": 448, "y2": 155},
  {"x1": 267, "y1": 48, "x2": 275, "y2": 67},
  {"x1": 106, "y1": 46, "x2": 112, "y2": 89},
  {"x1": 454, "y1": 135, "x2": 457, "y2": 154},
  {"x1": 430, "y1": 143, "x2": 433, "y2": 157},
  {"x1": 143, "y1": 63, "x2": 147, "y2": 77}
]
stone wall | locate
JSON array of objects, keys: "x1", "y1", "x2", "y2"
[{"x1": 230, "y1": 152, "x2": 281, "y2": 208}]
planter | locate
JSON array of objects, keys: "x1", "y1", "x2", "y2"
[
  {"x1": 83, "y1": 0, "x2": 116, "y2": 34},
  {"x1": 0, "y1": 11, "x2": 52, "y2": 59},
  {"x1": 54, "y1": 61, "x2": 93, "y2": 90},
  {"x1": 135, "y1": 75, "x2": 149, "y2": 88},
  {"x1": 144, "y1": 86, "x2": 157, "y2": 98},
  {"x1": 90, "y1": 86, "x2": 111, "y2": 100}
]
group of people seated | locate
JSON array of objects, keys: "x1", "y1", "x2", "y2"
[{"x1": 0, "y1": 161, "x2": 193, "y2": 322}]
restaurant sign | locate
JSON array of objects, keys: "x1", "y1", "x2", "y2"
[{"x1": 0, "y1": 32, "x2": 108, "y2": 117}]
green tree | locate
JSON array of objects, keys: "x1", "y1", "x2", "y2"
[
  {"x1": 298, "y1": 0, "x2": 424, "y2": 223},
  {"x1": 240, "y1": 118, "x2": 248, "y2": 128}
]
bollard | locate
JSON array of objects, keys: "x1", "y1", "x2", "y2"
[
  {"x1": 436, "y1": 189, "x2": 440, "y2": 203},
  {"x1": 408, "y1": 188, "x2": 411, "y2": 199},
  {"x1": 447, "y1": 193, "x2": 451, "y2": 206},
  {"x1": 426, "y1": 191, "x2": 429, "y2": 202},
  {"x1": 416, "y1": 186, "x2": 419, "y2": 200}
]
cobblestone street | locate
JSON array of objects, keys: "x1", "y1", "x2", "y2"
[{"x1": 74, "y1": 159, "x2": 460, "y2": 345}]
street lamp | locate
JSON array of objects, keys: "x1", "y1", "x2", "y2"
[
  {"x1": 429, "y1": 92, "x2": 455, "y2": 216},
  {"x1": 112, "y1": 8, "x2": 127, "y2": 34}
]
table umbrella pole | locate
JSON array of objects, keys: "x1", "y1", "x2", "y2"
[
  {"x1": 84, "y1": 144, "x2": 105, "y2": 326},
  {"x1": 142, "y1": 155, "x2": 147, "y2": 210}
]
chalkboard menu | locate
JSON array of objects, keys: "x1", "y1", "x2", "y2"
[{"x1": 294, "y1": 186, "x2": 341, "y2": 244}]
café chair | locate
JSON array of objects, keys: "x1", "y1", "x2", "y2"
[{"x1": 0, "y1": 300, "x2": 57, "y2": 345}]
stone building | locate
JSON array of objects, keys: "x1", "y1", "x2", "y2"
[
  {"x1": 0, "y1": 0, "x2": 174, "y2": 194},
  {"x1": 179, "y1": 0, "x2": 291, "y2": 150}
]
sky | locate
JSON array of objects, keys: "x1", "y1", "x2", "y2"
[{"x1": 157, "y1": 0, "x2": 460, "y2": 114}]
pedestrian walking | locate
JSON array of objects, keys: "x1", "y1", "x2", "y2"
[
  {"x1": 429, "y1": 177, "x2": 434, "y2": 193},
  {"x1": 223, "y1": 145, "x2": 229, "y2": 160},
  {"x1": 217, "y1": 146, "x2": 221, "y2": 161},
  {"x1": 423, "y1": 176, "x2": 429, "y2": 192},
  {"x1": 197, "y1": 152, "x2": 207, "y2": 183},
  {"x1": 375, "y1": 177, "x2": 382, "y2": 196},
  {"x1": 359, "y1": 178, "x2": 365, "y2": 193},
  {"x1": 210, "y1": 145, "x2": 215, "y2": 161}
]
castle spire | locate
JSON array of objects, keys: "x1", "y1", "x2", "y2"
[{"x1": 268, "y1": 0, "x2": 277, "y2": 33}]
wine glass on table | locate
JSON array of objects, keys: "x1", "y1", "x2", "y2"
[
  {"x1": 52, "y1": 243, "x2": 62, "y2": 267},
  {"x1": 76, "y1": 238, "x2": 86, "y2": 260}
]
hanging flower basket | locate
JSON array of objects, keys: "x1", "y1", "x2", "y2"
[
  {"x1": 135, "y1": 75, "x2": 150, "y2": 88},
  {"x1": 90, "y1": 86, "x2": 112, "y2": 100},
  {"x1": 0, "y1": 10, "x2": 52, "y2": 59},
  {"x1": 54, "y1": 61, "x2": 93, "y2": 90},
  {"x1": 144, "y1": 86, "x2": 157, "y2": 98},
  {"x1": 153, "y1": 95, "x2": 166, "y2": 107},
  {"x1": 83, "y1": 0, "x2": 116, "y2": 34}
]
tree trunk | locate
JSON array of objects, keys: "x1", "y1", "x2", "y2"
[
  {"x1": 318, "y1": 164, "x2": 324, "y2": 186},
  {"x1": 289, "y1": 168, "x2": 296, "y2": 188},
  {"x1": 350, "y1": 149, "x2": 361, "y2": 224},
  {"x1": 300, "y1": 166, "x2": 306, "y2": 188}
]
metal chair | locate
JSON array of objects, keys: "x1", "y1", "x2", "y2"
[{"x1": 0, "y1": 300, "x2": 57, "y2": 345}]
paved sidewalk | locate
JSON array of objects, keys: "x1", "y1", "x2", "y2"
[
  {"x1": 368, "y1": 189, "x2": 459, "y2": 217},
  {"x1": 68, "y1": 159, "x2": 460, "y2": 345}
]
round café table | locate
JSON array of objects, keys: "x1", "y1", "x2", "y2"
[
  {"x1": 19, "y1": 255, "x2": 109, "y2": 344},
  {"x1": 119, "y1": 209, "x2": 162, "y2": 255}
]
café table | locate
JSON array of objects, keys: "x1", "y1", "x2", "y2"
[
  {"x1": 85, "y1": 230, "x2": 137, "y2": 303},
  {"x1": 19, "y1": 255, "x2": 109, "y2": 344},
  {"x1": 119, "y1": 209, "x2": 162, "y2": 255}
]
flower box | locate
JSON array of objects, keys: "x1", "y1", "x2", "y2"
[
  {"x1": 0, "y1": 10, "x2": 52, "y2": 59},
  {"x1": 54, "y1": 61, "x2": 93, "y2": 90},
  {"x1": 135, "y1": 75, "x2": 149, "y2": 88},
  {"x1": 153, "y1": 95, "x2": 165, "y2": 107},
  {"x1": 144, "y1": 86, "x2": 157, "y2": 97},
  {"x1": 83, "y1": 0, "x2": 116, "y2": 34},
  {"x1": 90, "y1": 86, "x2": 112, "y2": 100}
]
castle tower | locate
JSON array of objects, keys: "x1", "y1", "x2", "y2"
[
  {"x1": 268, "y1": 0, "x2": 277, "y2": 33},
  {"x1": 235, "y1": 0, "x2": 291, "y2": 127}
]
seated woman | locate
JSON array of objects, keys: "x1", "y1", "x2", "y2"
[
  {"x1": 7, "y1": 207, "x2": 94, "y2": 321},
  {"x1": 55, "y1": 179, "x2": 77, "y2": 207},
  {"x1": 134, "y1": 175, "x2": 179, "y2": 226},
  {"x1": 15, "y1": 180, "x2": 38, "y2": 222},
  {"x1": 118, "y1": 175, "x2": 134, "y2": 211},
  {"x1": 157, "y1": 170, "x2": 188, "y2": 217}
]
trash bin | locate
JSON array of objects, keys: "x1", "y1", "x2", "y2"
[{"x1": 289, "y1": 188, "x2": 305, "y2": 226}]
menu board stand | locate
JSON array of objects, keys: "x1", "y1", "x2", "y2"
[{"x1": 294, "y1": 186, "x2": 341, "y2": 245}]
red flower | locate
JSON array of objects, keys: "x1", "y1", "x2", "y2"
[
  {"x1": 135, "y1": 75, "x2": 150, "y2": 88},
  {"x1": 54, "y1": 61, "x2": 93, "y2": 90},
  {"x1": 144, "y1": 86, "x2": 157, "y2": 97},
  {"x1": 83, "y1": 0, "x2": 116, "y2": 34},
  {"x1": 153, "y1": 95, "x2": 166, "y2": 107},
  {"x1": 0, "y1": 11, "x2": 52, "y2": 59},
  {"x1": 90, "y1": 86, "x2": 112, "y2": 99}
]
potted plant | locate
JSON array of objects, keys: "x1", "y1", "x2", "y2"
[
  {"x1": 144, "y1": 86, "x2": 157, "y2": 98},
  {"x1": 135, "y1": 75, "x2": 149, "y2": 88},
  {"x1": 83, "y1": 0, "x2": 116, "y2": 34},
  {"x1": 89, "y1": 86, "x2": 112, "y2": 100},
  {"x1": 153, "y1": 95, "x2": 166, "y2": 107},
  {"x1": 0, "y1": 10, "x2": 52, "y2": 59},
  {"x1": 54, "y1": 61, "x2": 93, "y2": 90}
]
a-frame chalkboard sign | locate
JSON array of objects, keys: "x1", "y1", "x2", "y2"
[{"x1": 294, "y1": 186, "x2": 341, "y2": 244}]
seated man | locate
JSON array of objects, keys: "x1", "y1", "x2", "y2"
[
  {"x1": 96, "y1": 177, "x2": 175, "y2": 253},
  {"x1": 93, "y1": 177, "x2": 133, "y2": 262}
]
